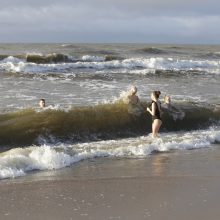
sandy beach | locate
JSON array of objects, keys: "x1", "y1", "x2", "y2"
[{"x1": 1, "y1": 146, "x2": 220, "y2": 220}]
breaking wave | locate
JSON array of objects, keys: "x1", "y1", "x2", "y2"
[
  {"x1": 0, "y1": 102, "x2": 219, "y2": 147},
  {"x1": 137, "y1": 47, "x2": 167, "y2": 54},
  {"x1": 0, "y1": 56, "x2": 220, "y2": 75},
  {"x1": 0, "y1": 127, "x2": 220, "y2": 179}
]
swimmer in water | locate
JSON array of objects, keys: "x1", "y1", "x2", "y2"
[
  {"x1": 128, "y1": 86, "x2": 140, "y2": 105},
  {"x1": 163, "y1": 95, "x2": 171, "y2": 110},
  {"x1": 39, "y1": 99, "x2": 46, "y2": 108},
  {"x1": 127, "y1": 86, "x2": 144, "y2": 116}
]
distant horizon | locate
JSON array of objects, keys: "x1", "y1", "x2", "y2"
[{"x1": 1, "y1": 42, "x2": 220, "y2": 46}]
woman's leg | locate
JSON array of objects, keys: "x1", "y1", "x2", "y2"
[
  {"x1": 155, "y1": 119, "x2": 162, "y2": 134},
  {"x1": 152, "y1": 119, "x2": 162, "y2": 137},
  {"x1": 152, "y1": 120, "x2": 157, "y2": 137}
]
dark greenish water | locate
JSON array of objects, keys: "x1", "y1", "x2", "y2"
[{"x1": 0, "y1": 43, "x2": 220, "y2": 179}]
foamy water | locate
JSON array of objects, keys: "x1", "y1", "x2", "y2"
[
  {"x1": 0, "y1": 44, "x2": 220, "y2": 111},
  {"x1": 0, "y1": 44, "x2": 220, "y2": 179},
  {"x1": 1, "y1": 126, "x2": 220, "y2": 179},
  {"x1": 1, "y1": 56, "x2": 220, "y2": 74}
]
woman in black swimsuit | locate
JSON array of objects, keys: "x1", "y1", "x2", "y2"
[{"x1": 147, "y1": 91, "x2": 162, "y2": 138}]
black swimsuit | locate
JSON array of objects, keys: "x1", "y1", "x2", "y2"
[{"x1": 150, "y1": 101, "x2": 161, "y2": 122}]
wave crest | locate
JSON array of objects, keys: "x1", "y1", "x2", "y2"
[
  {"x1": 0, "y1": 103, "x2": 219, "y2": 147},
  {"x1": 1, "y1": 127, "x2": 220, "y2": 179},
  {"x1": 26, "y1": 53, "x2": 70, "y2": 64},
  {"x1": 1, "y1": 56, "x2": 220, "y2": 75}
]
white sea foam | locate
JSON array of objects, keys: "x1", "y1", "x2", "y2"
[
  {"x1": 111, "y1": 85, "x2": 136, "y2": 104},
  {"x1": 1, "y1": 127, "x2": 220, "y2": 179},
  {"x1": 82, "y1": 55, "x2": 105, "y2": 62},
  {"x1": 1, "y1": 56, "x2": 23, "y2": 64},
  {"x1": 35, "y1": 104, "x2": 72, "y2": 113},
  {"x1": 26, "y1": 52, "x2": 43, "y2": 56},
  {"x1": 1, "y1": 57, "x2": 220, "y2": 74}
]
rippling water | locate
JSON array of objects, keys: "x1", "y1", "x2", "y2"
[{"x1": 0, "y1": 43, "x2": 220, "y2": 179}]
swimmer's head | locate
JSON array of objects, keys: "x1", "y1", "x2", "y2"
[
  {"x1": 164, "y1": 95, "x2": 171, "y2": 104},
  {"x1": 130, "y1": 86, "x2": 137, "y2": 95},
  {"x1": 39, "y1": 99, "x2": 45, "y2": 108},
  {"x1": 151, "y1": 91, "x2": 161, "y2": 100}
]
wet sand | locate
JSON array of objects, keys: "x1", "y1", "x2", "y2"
[{"x1": 1, "y1": 146, "x2": 220, "y2": 220}]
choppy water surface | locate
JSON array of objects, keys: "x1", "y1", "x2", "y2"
[{"x1": 0, "y1": 43, "x2": 220, "y2": 179}]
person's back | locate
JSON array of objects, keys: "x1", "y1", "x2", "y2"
[
  {"x1": 150, "y1": 100, "x2": 161, "y2": 121},
  {"x1": 162, "y1": 95, "x2": 185, "y2": 120},
  {"x1": 127, "y1": 86, "x2": 144, "y2": 116},
  {"x1": 128, "y1": 94, "x2": 139, "y2": 105}
]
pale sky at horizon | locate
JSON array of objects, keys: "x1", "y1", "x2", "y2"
[{"x1": 0, "y1": 0, "x2": 220, "y2": 44}]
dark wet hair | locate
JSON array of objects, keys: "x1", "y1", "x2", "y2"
[
  {"x1": 153, "y1": 91, "x2": 161, "y2": 99},
  {"x1": 40, "y1": 99, "x2": 45, "y2": 103}
]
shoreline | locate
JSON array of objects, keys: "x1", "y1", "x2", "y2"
[
  {"x1": 1, "y1": 147, "x2": 220, "y2": 220},
  {"x1": 1, "y1": 175, "x2": 220, "y2": 220}
]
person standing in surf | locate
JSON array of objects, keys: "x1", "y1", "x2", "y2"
[{"x1": 147, "y1": 91, "x2": 162, "y2": 138}]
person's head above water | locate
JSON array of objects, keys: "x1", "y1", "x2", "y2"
[
  {"x1": 151, "y1": 91, "x2": 161, "y2": 101},
  {"x1": 130, "y1": 86, "x2": 137, "y2": 95},
  {"x1": 164, "y1": 95, "x2": 171, "y2": 104},
  {"x1": 39, "y1": 99, "x2": 45, "y2": 108}
]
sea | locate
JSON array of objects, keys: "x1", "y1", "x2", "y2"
[{"x1": 0, "y1": 43, "x2": 220, "y2": 179}]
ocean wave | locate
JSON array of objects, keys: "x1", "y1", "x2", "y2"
[
  {"x1": 137, "y1": 47, "x2": 167, "y2": 54},
  {"x1": 1, "y1": 127, "x2": 220, "y2": 179},
  {"x1": 26, "y1": 53, "x2": 70, "y2": 64},
  {"x1": 198, "y1": 52, "x2": 220, "y2": 59},
  {"x1": 81, "y1": 55, "x2": 105, "y2": 62},
  {"x1": 0, "y1": 54, "x2": 10, "y2": 61},
  {"x1": 0, "y1": 102, "x2": 219, "y2": 147},
  {"x1": 1, "y1": 56, "x2": 24, "y2": 64},
  {"x1": 0, "y1": 56, "x2": 220, "y2": 75},
  {"x1": 61, "y1": 44, "x2": 76, "y2": 48},
  {"x1": 0, "y1": 54, "x2": 25, "y2": 61}
]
